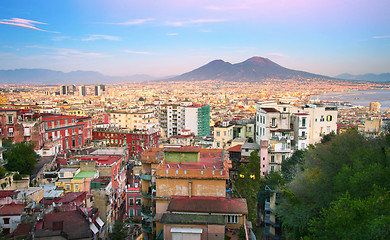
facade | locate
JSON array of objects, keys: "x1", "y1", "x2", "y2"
[
  {"x1": 0, "y1": 203, "x2": 25, "y2": 235},
  {"x1": 126, "y1": 187, "x2": 142, "y2": 219},
  {"x1": 0, "y1": 109, "x2": 45, "y2": 150},
  {"x1": 92, "y1": 127, "x2": 159, "y2": 156},
  {"x1": 79, "y1": 85, "x2": 86, "y2": 96},
  {"x1": 184, "y1": 104, "x2": 211, "y2": 137},
  {"x1": 303, "y1": 105, "x2": 337, "y2": 145},
  {"x1": 291, "y1": 113, "x2": 310, "y2": 150},
  {"x1": 42, "y1": 114, "x2": 86, "y2": 150},
  {"x1": 109, "y1": 111, "x2": 159, "y2": 131},
  {"x1": 213, "y1": 121, "x2": 234, "y2": 149},
  {"x1": 155, "y1": 105, "x2": 185, "y2": 138},
  {"x1": 140, "y1": 146, "x2": 248, "y2": 239}
]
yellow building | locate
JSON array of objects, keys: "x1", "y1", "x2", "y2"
[
  {"x1": 55, "y1": 169, "x2": 98, "y2": 193},
  {"x1": 0, "y1": 94, "x2": 7, "y2": 105}
]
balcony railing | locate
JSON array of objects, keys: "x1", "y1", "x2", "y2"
[
  {"x1": 264, "y1": 226, "x2": 280, "y2": 240},
  {"x1": 265, "y1": 201, "x2": 271, "y2": 211},
  {"x1": 140, "y1": 191, "x2": 152, "y2": 199},
  {"x1": 140, "y1": 173, "x2": 151, "y2": 181}
]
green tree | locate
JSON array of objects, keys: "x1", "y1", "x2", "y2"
[
  {"x1": 307, "y1": 187, "x2": 390, "y2": 240},
  {"x1": 277, "y1": 131, "x2": 390, "y2": 239},
  {"x1": 233, "y1": 150, "x2": 263, "y2": 224},
  {"x1": 4, "y1": 142, "x2": 38, "y2": 175},
  {"x1": 109, "y1": 221, "x2": 126, "y2": 240},
  {"x1": 0, "y1": 167, "x2": 6, "y2": 179}
]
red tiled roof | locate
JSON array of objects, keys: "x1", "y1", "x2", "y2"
[
  {"x1": 0, "y1": 203, "x2": 25, "y2": 216},
  {"x1": 293, "y1": 113, "x2": 309, "y2": 115},
  {"x1": 12, "y1": 222, "x2": 33, "y2": 237},
  {"x1": 80, "y1": 155, "x2": 122, "y2": 165},
  {"x1": 0, "y1": 190, "x2": 18, "y2": 199},
  {"x1": 261, "y1": 107, "x2": 279, "y2": 113},
  {"x1": 168, "y1": 196, "x2": 248, "y2": 214},
  {"x1": 170, "y1": 134, "x2": 194, "y2": 138},
  {"x1": 227, "y1": 145, "x2": 242, "y2": 152}
]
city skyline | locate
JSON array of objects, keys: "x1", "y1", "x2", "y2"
[{"x1": 0, "y1": 0, "x2": 389, "y2": 77}]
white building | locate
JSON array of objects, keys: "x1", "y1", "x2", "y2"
[
  {"x1": 291, "y1": 113, "x2": 310, "y2": 150},
  {"x1": 303, "y1": 105, "x2": 337, "y2": 145},
  {"x1": 213, "y1": 121, "x2": 234, "y2": 149},
  {"x1": 0, "y1": 203, "x2": 25, "y2": 235}
]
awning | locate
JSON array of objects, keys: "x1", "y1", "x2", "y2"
[
  {"x1": 96, "y1": 217, "x2": 104, "y2": 228},
  {"x1": 90, "y1": 223, "x2": 99, "y2": 234}
]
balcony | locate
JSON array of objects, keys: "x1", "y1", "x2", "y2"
[
  {"x1": 140, "y1": 173, "x2": 151, "y2": 181},
  {"x1": 264, "y1": 226, "x2": 280, "y2": 240},
  {"x1": 264, "y1": 214, "x2": 281, "y2": 228},
  {"x1": 265, "y1": 201, "x2": 271, "y2": 211},
  {"x1": 298, "y1": 136, "x2": 307, "y2": 140},
  {"x1": 140, "y1": 191, "x2": 152, "y2": 199},
  {"x1": 141, "y1": 206, "x2": 153, "y2": 216}
]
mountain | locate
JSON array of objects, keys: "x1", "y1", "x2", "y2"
[
  {"x1": 336, "y1": 73, "x2": 390, "y2": 83},
  {"x1": 0, "y1": 69, "x2": 158, "y2": 85},
  {"x1": 166, "y1": 56, "x2": 333, "y2": 82}
]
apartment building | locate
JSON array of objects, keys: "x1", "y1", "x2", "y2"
[
  {"x1": 140, "y1": 147, "x2": 248, "y2": 240},
  {"x1": 42, "y1": 114, "x2": 86, "y2": 150},
  {"x1": 213, "y1": 121, "x2": 234, "y2": 149},
  {"x1": 92, "y1": 127, "x2": 159, "y2": 156},
  {"x1": 0, "y1": 109, "x2": 45, "y2": 150},
  {"x1": 109, "y1": 110, "x2": 159, "y2": 131},
  {"x1": 184, "y1": 104, "x2": 211, "y2": 137},
  {"x1": 303, "y1": 104, "x2": 337, "y2": 145},
  {"x1": 155, "y1": 105, "x2": 185, "y2": 138}
]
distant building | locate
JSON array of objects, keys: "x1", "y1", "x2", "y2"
[
  {"x1": 94, "y1": 85, "x2": 105, "y2": 96},
  {"x1": 213, "y1": 121, "x2": 234, "y2": 149},
  {"x1": 79, "y1": 85, "x2": 86, "y2": 96},
  {"x1": 369, "y1": 101, "x2": 381, "y2": 112},
  {"x1": 156, "y1": 105, "x2": 185, "y2": 138},
  {"x1": 60, "y1": 85, "x2": 68, "y2": 95},
  {"x1": 185, "y1": 104, "x2": 211, "y2": 137}
]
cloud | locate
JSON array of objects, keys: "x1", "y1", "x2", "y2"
[
  {"x1": 108, "y1": 18, "x2": 155, "y2": 25},
  {"x1": 82, "y1": 34, "x2": 121, "y2": 41},
  {"x1": 26, "y1": 45, "x2": 108, "y2": 58},
  {"x1": 165, "y1": 19, "x2": 227, "y2": 27},
  {"x1": 124, "y1": 50, "x2": 152, "y2": 55},
  {"x1": 373, "y1": 35, "x2": 390, "y2": 39},
  {"x1": 167, "y1": 33, "x2": 179, "y2": 36},
  {"x1": 0, "y1": 17, "x2": 57, "y2": 32},
  {"x1": 52, "y1": 36, "x2": 70, "y2": 41}
]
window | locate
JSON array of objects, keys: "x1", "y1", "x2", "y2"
[
  {"x1": 129, "y1": 209, "x2": 134, "y2": 217},
  {"x1": 327, "y1": 115, "x2": 333, "y2": 121},
  {"x1": 59, "y1": 173, "x2": 64, "y2": 178},
  {"x1": 136, "y1": 209, "x2": 141, "y2": 216},
  {"x1": 224, "y1": 131, "x2": 226, "y2": 136},
  {"x1": 7, "y1": 115, "x2": 13, "y2": 124},
  {"x1": 271, "y1": 118, "x2": 276, "y2": 127},
  {"x1": 302, "y1": 131, "x2": 306, "y2": 137},
  {"x1": 75, "y1": 184, "x2": 79, "y2": 191},
  {"x1": 271, "y1": 155, "x2": 275, "y2": 163},
  {"x1": 216, "y1": 131, "x2": 220, "y2": 137},
  {"x1": 3, "y1": 218, "x2": 10, "y2": 224},
  {"x1": 66, "y1": 184, "x2": 70, "y2": 191},
  {"x1": 327, "y1": 126, "x2": 331, "y2": 133},
  {"x1": 271, "y1": 166, "x2": 275, "y2": 172},
  {"x1": 136, "y1": 198, "x2": 141, "y2": 206},
  {"x1": 129, "y1": 198, "x2": 134, "y2": 206},
  {"x1": 282, "y1": 155, "x2": 286, "y2": 161},
  {"x1": 217, "y1": 142, "x2": 220, "y2": 148},
  {"x1": 302, "y1": 118, "x2": 306, "y2": 127},
  {"x1": 226, "y1": 215, "x2": 238, "y2": 224}
]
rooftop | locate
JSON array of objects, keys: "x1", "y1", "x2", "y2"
[
  {"x1": 0, "y1": 203, "x2": 25, "y2": 216},
  {"x1": 160, "y1": 213, "x2": 225, "y2": 225},
  {"x1": 80, "y1": 155, "x2": 122, "y2": 166},
  {"x1": 73, "y1": 171, "x2": 98, "y2": 179},
  {"x1": 167, "y1": 196, "x2": 248, "y2": 214}
]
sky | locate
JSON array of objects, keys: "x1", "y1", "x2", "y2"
[{"x1": 0, "y1": 0, "x2": 389, "y2": 77}]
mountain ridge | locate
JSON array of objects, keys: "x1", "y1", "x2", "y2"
[
  {"x1": 0, "y1": 69, "x2": 159, "y2": 85},
  {"x1": 336, "y1": 73, "x2": 390, "y2": 83},
  {"x1": 165, "y1": 56, "x2": 333, "y2": 82}
]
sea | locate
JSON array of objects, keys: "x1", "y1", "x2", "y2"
[{"x1": 312, "y1": 88, "x2": 390, "y2": 111}]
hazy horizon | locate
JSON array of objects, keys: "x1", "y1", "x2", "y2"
[{"x1": 1, "y1": 0, "x2": 389, "y2": 77}]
